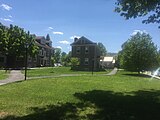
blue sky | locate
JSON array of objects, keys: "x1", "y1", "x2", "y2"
[{"x1": 0, "y1": 0, "x2": 159, "y2": 53}]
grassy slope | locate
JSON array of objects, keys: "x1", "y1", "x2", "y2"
[{"x1": 0, "y1": 71, "x2": 160, "y2": 120}]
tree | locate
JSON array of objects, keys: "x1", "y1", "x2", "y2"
[
  {"x1": 97, "y1": 42, "x2": 107, "y2": 56},
  {"x1": 0, "y1": 23, "x2": 38, "y2": 67},
  {"x1": 115, "y1": 0, "x2": 160, "y2": 27},
  {"x1": 70, "y1": 57, "x2": 80, "y2": 69},
  {"x1": 61, "y1": 51, "x2": 72, "y2": 66},
  {"x1": 54, "y1": 48, "x2": 61, "y2": 63},
  {"x1": 61, "y1": 52, "x2": 67, "y2": 65},
  {"x1": 118, "y1": 32, "x2": 159, "y2": 73}
]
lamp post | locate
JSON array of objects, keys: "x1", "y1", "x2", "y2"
[
  {"x1": 92, "y1": 59, "x2": 94, "y2": 75},
  {"x1": 24, "y1": 43, "x2": 29, "y2": 80}
]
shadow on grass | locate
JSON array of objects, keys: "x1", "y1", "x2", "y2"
[
  {"x1": 2, "y1": 90, "x2": 160, "y2": 120},
  {"x1": 122, "y1": 73, "x2": 151, "y2": 78}
]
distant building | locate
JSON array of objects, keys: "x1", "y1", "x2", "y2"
[
  {"x1": 100, "y1": 56, "x2": 115, "y2": 69},
  {"x1": 71, "y1": 36, "x2": 100, "y2": 71}
]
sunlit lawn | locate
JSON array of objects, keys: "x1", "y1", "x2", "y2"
[
  {"x1": 0, "y1": 70, "x2": 9, "y2": 80},
  {"x1": 26, "y1": 67, "x2": 111, "y2": 77},
  {"x1": 0, "y1": 70, "x2": 160, "y2": 120}
]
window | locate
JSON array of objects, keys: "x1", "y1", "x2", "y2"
[
  {"x1": 84, "y1": 58, "x2": 89, "y2": 65},
  {"x1": 39, "y1": 50, "x2": 42, "y2": 55},
  {"x1": 76, "y1": 46, "x2": 80, "y2": 54},
  {"x1": 85, "y1": 46, "x2": 89, "y2": 54},
  {"x1": 28, "y1": 57, "x2": 32, "y2": 62}
]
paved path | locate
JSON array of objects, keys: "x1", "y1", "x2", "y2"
[
  {"x1": 106, "y1": 68, "x2": 118, "y2": 75},
  {"x1": 143, "y1": 72, "x2": 160, "y2": 80},
  {"x1": 0, "y1": 68, "x2": 118, "y2": 86},
  {"x1": 0, "y1": 70, "x2": 24, "y2": 86}
]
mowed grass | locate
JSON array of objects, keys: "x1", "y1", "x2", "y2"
[
  {"x1": 26, "y1": 67, "x2": 110, "y2": 77},
  {"x1": 0, "y1": 71, "x2": 160, "y2": 120},
  {"x1": 0, "y1": 70, "x2": 9, "y2": 80}
]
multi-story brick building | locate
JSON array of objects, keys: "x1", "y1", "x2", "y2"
[
  {"x1": 28, "y1": 34, "x2": 54, "y2": 67},
  {"x1": 71, "y1": 36, "x2": 100, "y2": 71}
]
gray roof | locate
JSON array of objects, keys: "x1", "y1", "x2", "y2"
[{"x1": 71, "y1": 36, "x2": 96, "y2": 46}]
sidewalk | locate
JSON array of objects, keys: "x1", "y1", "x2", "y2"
[
  {"x1": 0, "y1": 70, "x2": 24, "y2": 86},
  {"x1": 0, "y1": 68, "x2": 118, "y2": 86},
  {"x1": 143, "y1": 71, "x2": 160, "y2": 80},
  {"x1": 106, "y1": 68, "x2": 118, "y2": 75}
]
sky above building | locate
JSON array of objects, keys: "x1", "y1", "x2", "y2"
[{"x1": 0, "y1": 0, "x2": 159, "y2": 53}]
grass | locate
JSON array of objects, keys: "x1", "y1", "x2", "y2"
[
  {"x1": 26, "y1": 67, "x2": 111, "y2": 77},
  {"x1": 0, "y1": 70, "x2": 160, "y2": 120},
  {"x1": 0, "y1": 70, "x2": 9, "y2": 80}
]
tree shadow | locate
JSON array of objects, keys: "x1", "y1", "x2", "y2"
[
  {"x1": 2, "y1": 90, "x2": 160, "y2": 120},
  {"x1": 122, "y1": 73, "x2": 151, "y2": 78}
]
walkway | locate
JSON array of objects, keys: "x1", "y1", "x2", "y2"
[
  {"x1": 0, "y1": 68, "x2": 118, "y2": 86},
  {"x1": 106, "y1": 68, "x2": 118, "y2": 75},
  {"x1": 0, "y1": 70, "x2": 24, "y2": 86}
]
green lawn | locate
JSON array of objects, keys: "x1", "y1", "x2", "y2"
[
  {"x1": 0, "y1": 70, "x2": 9, "y2": 80},
  {"x1": 0, "y1": 71, "x2": 160, "y2": 120},
  {"x1": 26, "y1": 67, "x2": 111, "y2": 77}
]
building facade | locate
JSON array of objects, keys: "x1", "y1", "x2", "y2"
[
  {"x1": 28, "y1": 34, "x2": 54, "y2": 67},
  {"x1": 71, "y1": 36, "x2": 100, "y2": 71},
  {"x1": 0, "y1": 53, "x2": 6, "y2": 68}
]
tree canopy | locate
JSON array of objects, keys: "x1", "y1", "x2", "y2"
[
  {"x1": 0, "y1": 23, "x2": 38, "y2": 67},
  {"x1": 115, "y1": 0, "x2": 160, "y2": 27},
  {"x1": 0, "y1": 23, "x2": 38, "y2": 57},
  {"x1": 54, "y1": 48, "x2": 61, "y2": 63},
  {"x1": 97, "y1": 42, "x2": 107, "y2": 56},
  {"x1": 118, "y1": 32, "x2": 159, "y2": 73}
]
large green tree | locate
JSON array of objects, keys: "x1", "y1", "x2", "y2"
[
  {"x1": 0, "y1": 23, "x2": 38, "y2": 67},
  {"x1": 118, "y1": 32, "x2": 159, "y2": 73},
  {"x1": 61, "y1": 51, "x2": 72, "y2": 66},
  {"x1": 97, "y1": 42, "x2": 107, "y2": 56},
  {"x1": 115, "y1": 0, "x2": 160, "y2": 27},
  {"x1": 54, "y1": 48, "x2": 61, "y2": 63}
]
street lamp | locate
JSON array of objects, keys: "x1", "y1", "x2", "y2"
[{"x1": 24, "y1": 43, "x2": 29, "y2": 80}]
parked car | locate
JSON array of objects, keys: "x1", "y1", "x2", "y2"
[{"x1": 54, "y1": 63, "x2": 62, "y2": 67}]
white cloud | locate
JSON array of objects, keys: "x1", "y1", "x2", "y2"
[
  {"x1": 59, "y1": 40, "x2": 70, "y2": 45},
  {"x1": 131, "y1": 30, "x2": 148, "y2": 36},
  {"x1": 1, "y1": 4, "x2": 12, "y2": 11},
  {"x1": 67, "y1": 47, "x2": 70, "y2": 49},
  {"x1": 70, "y1": 35, "x2": 80, "y2": 40},
  {"x1": 8, "y1": 15, "x2": 12, "y2": 18},
  {"x1": 48, "y1": 27, "x2": 53, "y2": 30},
  {"x1": 0, "y1": 18, "x2": 13, "y2": 22},
  {"x1": 53, "y1": 31, "x2": 63, "y2": 35},
  {"x1": 56, "y1": 46, "x2": 62, "y2": 49}
]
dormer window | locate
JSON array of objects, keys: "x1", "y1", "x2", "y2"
[
  {"x1": 85, "y1": 46, "x2": 89, "y2": 54},
  {"x1": 76, "y1": 46, "x2": 80, "y2": 54}
]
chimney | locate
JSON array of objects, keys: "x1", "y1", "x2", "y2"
[{"x1": 74, "y1": 37, "x2": 78, "y2": 42}]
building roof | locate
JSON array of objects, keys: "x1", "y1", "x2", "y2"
[
  {"x1": 101, "y1": 57, "x2": 115, "y2": 62},
  {"x1": 71, "y1": 36, "x2": 96, "y2": 46},
  {"x1": 35, "y1": 40, "x2": 53, "y2": 49},
  {"x1": 36, "y1": 36, "x2": 45, "y2": 40}
]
